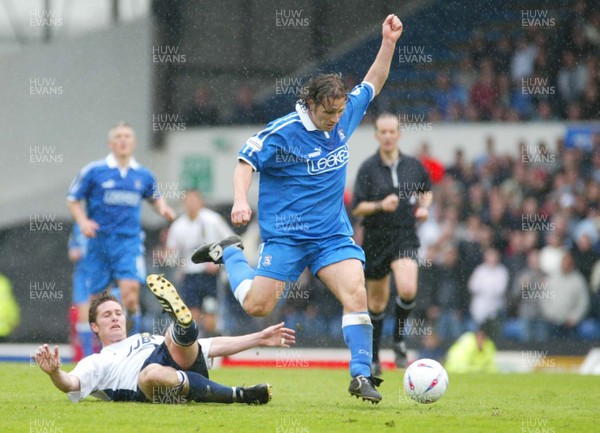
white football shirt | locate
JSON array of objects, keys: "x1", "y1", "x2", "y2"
[
  {"x1": 67, "y1": 333, "x2": 213, "y2": 402},
  {"x1": 167, "y1": 208, "x2": 233, "y2": 274}
]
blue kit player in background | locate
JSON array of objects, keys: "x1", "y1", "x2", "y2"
[
  {"x1": 67, "y1": 122, "x2": 176, "y2": 334},
  {"x1": 192, "y1": 15, "x2": 404, "y2": 404},
  {"x1": 68, "y1": 223, "x2": 94, "y2": 360},
  {"x1": 68, "y1": 223, "x2": 128, "y2": 359}
]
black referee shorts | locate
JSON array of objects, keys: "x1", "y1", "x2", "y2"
[{"x1": 362, "y1": 229, "x2": 420, "y2": 280}]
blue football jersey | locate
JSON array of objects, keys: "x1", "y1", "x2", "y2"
[
  {"x1": 239, "y1": 82, "x2": 374, "y2": 243},
  {"x1": 67, "y1": 154, "x2": 158, "y2": 236}
]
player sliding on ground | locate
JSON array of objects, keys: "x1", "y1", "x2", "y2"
[
  {"x1": 192, "y1": 14, "x2": 403, "y2": 404},
  {"x1": 33, "y1": 274, "x2": 295, "y2": 404}
]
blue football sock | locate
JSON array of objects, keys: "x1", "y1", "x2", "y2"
[
  {"x1": 222, "y1": 246, "x2": 256, "y2": 305},
  {"x1": 185, "y1": 371, "x2": 234, "y2": 403},
  {"x1": 342, "y1": 312, "x2": 373, "y2": 378},
  {"x1": 171, "y1": 320, "x2": 199, "y2": 346},
  {"x1": 76, "y1": 322, "x2": 94, "y2": 356}
]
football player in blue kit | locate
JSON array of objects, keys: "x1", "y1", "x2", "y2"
[
  {"x1": 33, "y1": 275, "x2": 294, "y2": 404},
  {"x1": 67, "y1": 122, "x2": 176, "y2": 334},
  {"x1": 192, "y1": 15, "x2": 404, "y2": 403}
]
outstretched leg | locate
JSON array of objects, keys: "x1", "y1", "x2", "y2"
[
  {"x1": 191, "y1": 236, "x2": 284, "y2": 317},
  {"x1": 144, "y1": 274, "x2": 272, "y2": 405}
]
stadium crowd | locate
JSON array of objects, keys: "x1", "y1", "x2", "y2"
[
  {"x1": 142, "y1": 132, "x2": 599, "y2": 349},
  {"x1": 429, "y1": 4, "x2": 599, "y2": 122}
]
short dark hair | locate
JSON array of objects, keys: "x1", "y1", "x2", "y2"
[
  {"x1": 89, "y1": 291, "x2": 120, "y2": 327},
  {"x1": 299, "y1": 73, "x2": 347, "y2": 109}
]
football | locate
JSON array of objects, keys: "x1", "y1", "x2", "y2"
[{"x1": 403, "y1": 358, "x2": 449, "y2": 403}]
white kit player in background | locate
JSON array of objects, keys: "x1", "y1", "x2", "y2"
[
  {"x1": 167, "y1": 190, "x2": 233, "y2": 326},
  {"x1": 33, "y1": 276, "x2": 295, "y2": 405}
]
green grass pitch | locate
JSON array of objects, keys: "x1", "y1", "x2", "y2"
[{"x1": 2, "y1": 363, "x2": 598, "y2": 433}]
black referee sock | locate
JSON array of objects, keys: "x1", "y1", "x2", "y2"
[
  {"x1": 393, "y1": 296, "x2": 416, "y2": 344},
  {"x1": 369, "y1": 310, "x2": 385, "y2": 363}
]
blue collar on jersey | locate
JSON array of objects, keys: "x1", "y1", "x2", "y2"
[
  {"x1": 295, "y1": 102, "x2": 318, "y2": 131},
  {"x1": 106, "y1": 153, "x2": 140, "y2": 178}
]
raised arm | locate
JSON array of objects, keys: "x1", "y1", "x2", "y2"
[
  {"x1": 231, "y1": 161, "x2": 254, "y2": 227},
  {"x1": 364, "y1": 14, "x2": 404, "y2": 96},
  {"x1": 207, "y1": 322, "x2": 295, "y2": 358},
  {"x1": 33, "y1": 344, "x2": 80, "y2": 393}
]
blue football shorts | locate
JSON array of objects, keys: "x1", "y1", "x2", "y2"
[
  {"x1": 83, "y1": 234, "x2": 146, "y2": 296},
  {"x1": 255, "y1": 235, "x2": 365, "y2": 281}
]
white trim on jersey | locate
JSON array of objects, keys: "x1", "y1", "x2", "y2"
[
  {"x1": 295, "y1": 102, "x2": 317, "y2": 131},
  {"x1": 237, "y1": 156, "x2": 257, "y2": 171},
  {"x1": 67, "y1": 159, "x2": 106, "y2": 201},
  {"x1": 242, "y1": 115, "x2": 301, "y2": 156},
  {"x1": 359, "y1": 81, "x2": 376, "y2": 102}
]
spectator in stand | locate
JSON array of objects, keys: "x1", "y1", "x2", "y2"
[
  {"x1": 474, "y1": 135, "x2": 496, "y2": 173},
  {"x1": 583, "y1": 10, "x2": 600, "y2": 48},
  {"x1": 541, "y1": 251, "x2": 589, "y2": 337},
  {"x1": 505, "y1": 231, "x2": 528, "y2": 284},
  {"x1": 468, "y1": 247, "x2": 509, "y2": 327},
  {"x1": 493, "y1": 36, "x2": 513, "y2": 75},
  {"x1": 566, "y1": 103, "x2": 583, "y2": 121},
  {"x1": 470, "y1": 59, "x2": 497, "y2": 120},
  {"x1": 445, "y1": 149, "x2": 469, "y2": 185},
  {"x1": 453, "y1": 55, "x2": 477, "y2": 98},
  {"x1": 430, "y1": 244, "x2": 464, "y2": 341},
  {"x1": 185, "y1": 86, "x2": 221, "y2": 126},
  {"x1": 539, "y1": 232, "x2": 566, "y2": 277},
  {"x1": 581, "y1": 83, "x2": 600, "y2": 119},
  {"x1": 495, "y1": 73, "x2": 511, "y2": 108},
  {"x1": 571, "y1": 27, "x2": 594, "y2": 63},
  {"x1": 468, "y1": 30, "x2": 489, "y2": 65},
  {"x1": 510, "y1": 35, "x2": 537, "y2": 84},
  {"x1": 228, "y1": 84, "x2": 262, "y2": 125},
  {"x1": 557, "y1": 51, "x2": 587, "y2": 104},
  {"x1": 571, "y1": 233, "x2": 598, "y2": 283},
  {"x1": 418, "y1": 142, "x2": 445, "y2": 184},
  {"x1": 433, "y1": 72, "x2": 466, "y2": 118},
  {"x1": 508, "y1": 249, "x2": 549, "y2": 342},
  {"x1": 533, "y1": 100, "x2": 557, "y2": 121}
]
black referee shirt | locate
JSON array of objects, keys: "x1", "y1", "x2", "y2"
[{"x1": 352, "y1": 150, "x2": 431, "y2": 230}]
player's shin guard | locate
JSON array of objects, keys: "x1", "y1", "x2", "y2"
[
  {"x1": 170, "y1": 320, "x2": 199, "y2": 346},
  {"x1": 394, "y1": 296, "x2": 416, "y2": 343},
  {"x1": 369, "y1": 310, "x2": 385, "y2": 363},
  {"x1": 342, "y1": 312, "x2": 373, "y2": 378},
  {"x1": 183, "y1": 371, "x2": 234, "y2": 403},
  {"x1": 222, "y1": 246, "x2": 256, "y2": 306}
]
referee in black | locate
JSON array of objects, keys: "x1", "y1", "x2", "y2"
[{"x1": 352, "y1": 112, "x2": 432, "y2": 375}]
